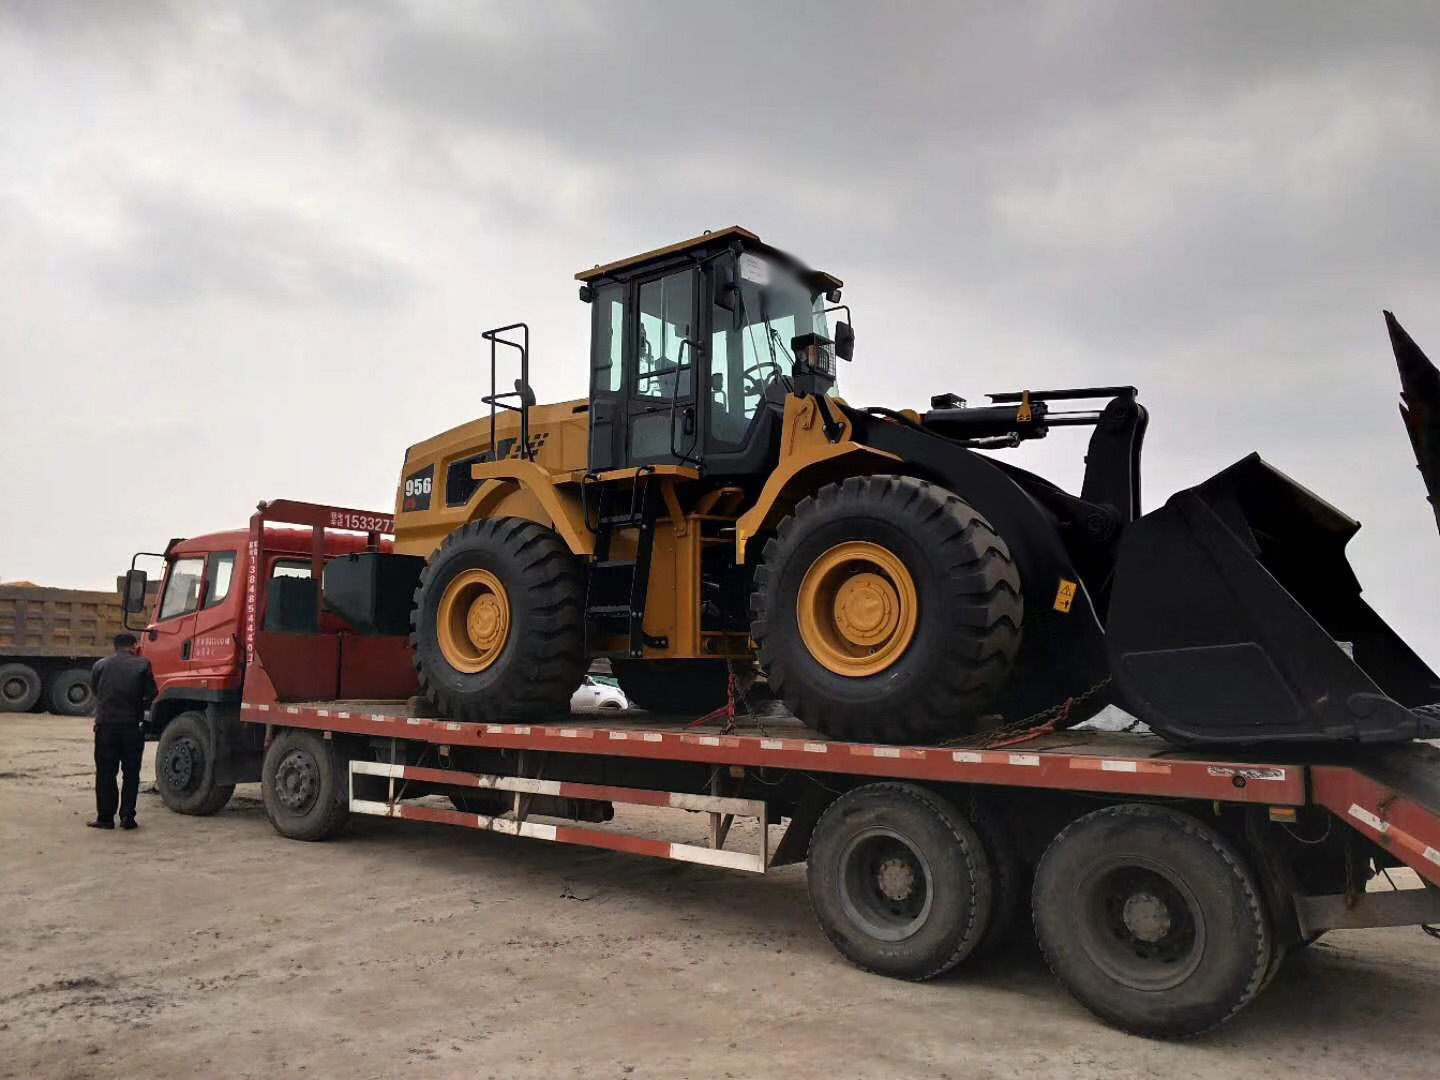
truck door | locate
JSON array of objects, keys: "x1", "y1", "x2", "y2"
[
  {"x1": 146, "y1": 555, "x2": 205, "y2": 689},
  {"x1": 187, "y1": 550, "x2": 239, "y2": 681}
]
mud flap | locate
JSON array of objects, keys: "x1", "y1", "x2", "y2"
[{"x1": 1105, "y1": 454, "x2": 1440, "y2": 744}]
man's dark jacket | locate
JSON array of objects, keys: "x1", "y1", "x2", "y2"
[{"x1": 91, "y1": 653, "x2": 157, "y2": 726}]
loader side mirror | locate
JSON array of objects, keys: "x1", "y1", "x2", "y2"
[
  {"x1": 123, "y1": 569, "x2": 149, "y2": 614},
  {"x1": 834, "y1": 321, "x2": 855, "y2": 362}
]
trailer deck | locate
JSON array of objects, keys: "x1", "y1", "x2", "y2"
[{"x1": 142, "y1": 498, "x2": 1440, "y2": 1037}]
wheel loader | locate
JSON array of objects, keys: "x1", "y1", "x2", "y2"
[{"x1": 388, "y1": 226, "x2": 1440, "y2": 746}]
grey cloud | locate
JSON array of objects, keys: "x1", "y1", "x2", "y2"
[{"x1": 89, "y1": 185, "x2": 417, "y2": 309}]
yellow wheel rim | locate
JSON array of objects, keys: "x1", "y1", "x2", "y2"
[
  {"x1": 797, "y1": 541, "x2": 918, "y2": 676},
  {"x1": 436, "y1": 568, "x2": 511, "y2": 673}
]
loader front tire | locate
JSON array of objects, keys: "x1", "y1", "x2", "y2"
[
  {"x1": 751, "y1": 475, "x2": 1021, "y2": 743},
  {"x1": 412, "y1": 518, "x2": 586, "y2": 724}
]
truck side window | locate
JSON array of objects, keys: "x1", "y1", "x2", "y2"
[
  {"x1": 157, "y1": 557, "x2": 205, "y2": 621},
  {"x1": 202, "y1": 552, "x2": 237, "y2": 609},
  {"x1": 271, "y1": 559, "x2": 311, "y2": 579}
]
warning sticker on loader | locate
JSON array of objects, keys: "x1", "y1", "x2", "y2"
[{"x1": 1054, "y1": 578, "x2": 1077, "y2": 613}]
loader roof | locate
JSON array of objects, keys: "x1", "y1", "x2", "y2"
[{"x1": 575, "y1": 225, "x2": 843, "y2": 294}]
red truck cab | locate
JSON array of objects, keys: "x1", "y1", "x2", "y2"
[{"x1": 124, "y1": 501, "x2": 416, "y2": 812}]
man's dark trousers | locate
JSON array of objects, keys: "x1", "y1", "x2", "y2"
[{"x1": 95, "y1": 724, "x2": 143, "y2": 825}]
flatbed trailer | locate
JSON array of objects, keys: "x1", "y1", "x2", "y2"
[{"x1": 136, "y1": 501, "x2": 1440, "y2": 1039}]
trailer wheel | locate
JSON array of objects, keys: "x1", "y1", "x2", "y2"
[
  {"x1": 411, "y1": 518, "x2": 586, "y2": 724},
  {"x1": 262, "y1": 729, "x2": 349, "y2": 841},
  {"x1": 1032, "y1": 804, "x2": 1272, "y2": 1038},
  {"x1": 752, "y1": 475, "x2": 1022, "y2": 742},
  {"x1": 0, "y1": 663, "x2": 42, "y2": 713},
  {"x1": 612, "y1": 659, "x2": 729, "y2": 715},
  {"x1": 807, "y1": 783, "x2": 992, "y2": 980},
  {"x1": 155, "y1": 711, "x2": 235, "y2": 816},
  {"x1": 969, "y1": 799, "x2": 1027, "y2": 960},
  {"x1": 46, "y1": 668, "x2": 95, "y2": 716}
]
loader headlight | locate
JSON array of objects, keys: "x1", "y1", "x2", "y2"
[{"x1": 790, "y1": 333, "x2": 836, "y2": 378}]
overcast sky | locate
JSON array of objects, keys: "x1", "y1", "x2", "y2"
[{"x1": 3, "y1": 1, "x2": 1439, "y2": 659}]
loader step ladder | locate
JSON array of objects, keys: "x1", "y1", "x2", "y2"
[{"x1": 583, "y1": 468, "x2": 664, "y2": 657}]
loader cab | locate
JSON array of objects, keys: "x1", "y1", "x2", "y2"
[{"x1": 579, "y1": 226, "x2": 848, "y2": 479}]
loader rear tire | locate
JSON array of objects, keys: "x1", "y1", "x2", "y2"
[
  {"x1": 612, "y1": 659, "x2": 729, "y2": 716},
  {"x1": 752, "y1": 475, "x2": 1022, "y2": 743},
  {"x1": 0, "y1": 663, "x2": 42, "y2": 713},
  {"x1": 411, "y1": 518, "x2": 586, "y2": 724},
  {"x1": 1032, "y1": 804, "x2": 1273, "y2": 1038}
]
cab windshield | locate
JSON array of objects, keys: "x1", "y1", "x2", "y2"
[{"x1": 709, "y1": 257, "x2": 832, "y2": 448}]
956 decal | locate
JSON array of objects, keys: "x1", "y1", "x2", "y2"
[{"x1": 402, "y1": 464, "x2": 435, "y2": 512}]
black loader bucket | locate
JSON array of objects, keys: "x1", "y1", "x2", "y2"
[{"x1": 1105, "y1": 455, "x2": 1440, "y2": 744}]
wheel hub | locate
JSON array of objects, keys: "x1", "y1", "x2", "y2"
[
  {"x1": 838, "y1": 827, "x2": 934, "y2": 942},
  {"x1": 275, "y1": 748, "x2": 319, "y2": 813},
  {"x1": 436, "y1": 568, "x2": 511, "y2": 674},
  {"x1": 797, "y1": 542, "x2": 919, "y2": 677},
  {"x1": 1122, "y1": 891, "x2": 1172, "y2": 942},
  {"x1": 162, "y1": 737, "x2": 198, "y2": 791},
  {"x1": 66, "y1": 683, "x2": 89, "y2": 705},
  {"x1": 833, "y1": 573, "x2": 901, "y2": 647},
  {"x1": 2, "y1": 677, "x2": 26, "y2": 703},
  {"x1": 1079, "y1": 862, "x2": 1204, "y2": 991},
  {"x1": 876, "y1": 856, "x2": 917, "y2": 902}
]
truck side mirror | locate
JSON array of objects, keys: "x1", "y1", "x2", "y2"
[
  {"x1": 123, "y1": 569, "x2": 149, "y2": 614},
  {"x1": 835, "y1": 321, "x2": 855, "y2": 362}
]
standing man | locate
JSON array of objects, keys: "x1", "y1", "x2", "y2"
[{"x1": 88, "y1": 632, "x2": 156, "y2": 831}]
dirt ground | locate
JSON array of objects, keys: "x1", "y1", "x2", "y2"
[{"x1": 2, "y1": 715, "x2": 1438, "y2": 1080}]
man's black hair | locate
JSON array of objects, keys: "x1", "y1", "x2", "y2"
[{"x1": 114, "y1": 632, "x2": 139, "y2": 649}]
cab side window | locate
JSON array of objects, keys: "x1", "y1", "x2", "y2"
[
  {"x1": 157, "y1": 557, "x2": 205, "y2": 622},
  {"x1": 202, "y1": 552, "x2": 237, "y2": 609}
]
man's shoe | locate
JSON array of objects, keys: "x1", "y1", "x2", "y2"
[
  {"x1": 86, "y1": 819, "x2": 114, "y2": 830},
  {"x1": 120, "y1": 818, "x2": 138, "y2": 831}
]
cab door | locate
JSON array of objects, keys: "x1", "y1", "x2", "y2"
[
  {"x1": 627, "y1": 267, "x2": 699, "y2": 466},
  {"x1": 187, "y1": 550, "x2": 239, "y2": 682},
  {"x1": 145, "y1": 555, "x2": 205, "y2": 691}
]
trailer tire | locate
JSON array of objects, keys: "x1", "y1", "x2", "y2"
[
  {"x1": 1032, "y1": 804, "x2": 1272, "y2": 1038},
  {"x1": 262, "y1": 728, "x2": 349, "y2": 841},
  {"x1": 155, "y1": 711, "x2": 235, "y2": 816},
  {"x1": 807, "y1": 783, "x2": 992, "y2": 980},
  {"x1": 969, "y1": 798, "x2": 1027, "y2": 960},
  {"x1": 752, "y1": 475, "x2": 1022, "y2": 742},
  {"x1": 612, "y1": 660, "x2": 729, "y2": 716},
  {"x1": 46, "y1": 668, "x2": 95, "y2": 716},
  {"x1": 0, "y1": 663, "x2": 42, "y2": 713},
  {"x1": 412, "y1": 518, "x2": 586, "y2": 724}
]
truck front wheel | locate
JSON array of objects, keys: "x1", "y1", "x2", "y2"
[
  {"x1": 1032, "y1": 804, "x2": 1273, "y2": 1038},
  {"x1": 262, "y1": 728, "x2": 350, "y2": 841},
  {"x1": 155, "y1": 711, "x2": 234, "y2": 815}
]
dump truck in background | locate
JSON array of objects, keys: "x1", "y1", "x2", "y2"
[{"x1": 0, "y1": 578, "x2": 157, "y2": 715}]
